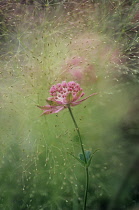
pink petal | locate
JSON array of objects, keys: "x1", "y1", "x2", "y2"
[
  {"x1": 47, "y1": 97, "x2": 63, "y2": 105},
  {"x1": 72, "y1": 90, "x2": 84, "y2": 102},
  {"x1": 37, "y1": 105, "x2": 65, "y2": 115},
  {"x1": 71, "y1": 93, "x2": 97, "y2": 106},
  {"x1": 37, "y1": 105, "x2": 53, "y2": 110}
]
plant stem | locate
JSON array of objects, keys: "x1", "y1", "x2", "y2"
[
  {"x1": 84, "y1": 166, "x2": 89, "y2": 210},
  {"x1": 68, "y1": 106, "x2": 87, "y2": 164},
  {"x1": 68, "y1": 106, "x2": 89, "y2": 210}
]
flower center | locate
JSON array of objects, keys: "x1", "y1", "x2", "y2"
[{"x1": 50, "y1": 81, "x2": 83, "y2": 102}]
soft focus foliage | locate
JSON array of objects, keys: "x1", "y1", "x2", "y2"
[{"x1": 0, "y1": 0, "x2": 139, "y2": 209}]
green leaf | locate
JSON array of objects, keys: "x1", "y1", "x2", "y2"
[
  {"x1": 68, "y1": 152, "x2": 85, "y2": 166},
  {"x1": 68, "y1": 149, "x2": 99, "y2": 167},
  {"x1": 87, "y1": 149, "x2": 100, "y2": 167},
  {"x1": 79, "y1": 150, "x2": 100, "y2": 167},
  {"x1": 79, "y1": 151, "x2": 91, "y2": 162}
]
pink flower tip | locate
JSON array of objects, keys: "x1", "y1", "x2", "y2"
[{"x1": 38, "y1": 81, "x2": 97, "y2": 115}]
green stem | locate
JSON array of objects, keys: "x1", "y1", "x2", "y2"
[
  {"x1": 84, "y1": 166, "x2": 89, "y2": 210},
  {"x1": 68, "y1": 106, "x2": 89, "y2": 210},
  {"x1": 68, "y1": 106, "x2": 87, "y2": 164}
]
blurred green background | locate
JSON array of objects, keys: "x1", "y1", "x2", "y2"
[{"x1": 0, "y1": 0, "x2": 139, "y2": 209}]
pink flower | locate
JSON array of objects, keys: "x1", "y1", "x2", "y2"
[
  {"x1": 37, "y1": 81, "x2": 97, "y2": 115},
  {"x1": 61, "y1": 56, "x2": 97, "y2": 84}
]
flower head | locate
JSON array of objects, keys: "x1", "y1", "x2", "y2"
[
  {"x1": 61, "y1": 56, "x2": 97, "y2": 84},
  {"x1": 37, "y1": 81, "x2": 97, "y2": 115}
]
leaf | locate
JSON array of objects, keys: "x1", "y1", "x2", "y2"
[
  {"x1": 79, "y1": 151, "x2": 91, "y2": 162},
  {"x1": 79, "y1": 150, "x2": 100, "y2": 167},
  {"x1": 68, "y1": 149, "x2": 99, "y2": 167},
  {"x1": 68, "y1": 152, "x2": 85, "y2": 166},
  {"x1": 87, "y1": 149, "x2": 100, "y2": 167}
]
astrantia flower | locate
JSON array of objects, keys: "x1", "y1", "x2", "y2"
[
  {"x1": 61, "y1": 56, "x2": 97, "y2": 84},
  {"x1": 37, "y1": 81, "x2": 97, "y2": 115}
]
